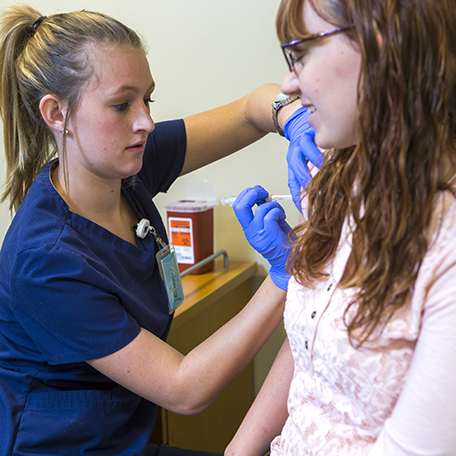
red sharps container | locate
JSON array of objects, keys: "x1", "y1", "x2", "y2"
[{"x1": 164, "y1": 200, "x2": 217, "y2": 274}]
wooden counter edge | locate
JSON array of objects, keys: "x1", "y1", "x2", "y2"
[{"x1": 170, "y1": 260, "x2": 258, "y2": 331}]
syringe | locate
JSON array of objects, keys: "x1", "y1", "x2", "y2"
[{"x1": 221, "y1": 194, "x2": 292, "y2": 207}]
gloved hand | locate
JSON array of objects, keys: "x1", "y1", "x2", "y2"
[
  {"x1": 233, "y1": 185, "x2": 293, "y2": 289},
  {"x1": 283, "y1": 107, "x2": 324, "y2": 212}
]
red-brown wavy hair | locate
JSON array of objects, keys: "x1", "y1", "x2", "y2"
[{"x1": 277, "y1": 0, "x2": 456, "y2": 345}]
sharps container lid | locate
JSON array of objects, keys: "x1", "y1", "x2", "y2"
[{"x1": 163, "y1": 200, "x2": 218, "y2": 213}]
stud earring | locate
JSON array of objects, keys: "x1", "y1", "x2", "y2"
[{"x1": 61, "y1": 128, "x2": 69, "y2": 135}]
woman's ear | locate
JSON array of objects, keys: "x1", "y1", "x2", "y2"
[{"x1": 39, "y1": 95, "x2": 67, "y2": 134}]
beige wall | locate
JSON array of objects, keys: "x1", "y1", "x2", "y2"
[{"x1": 0, "y1": 0, "x2": 293, "y2": 391}]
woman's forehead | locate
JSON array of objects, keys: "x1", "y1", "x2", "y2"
[{"x1": 84, "y1": 45, "x2": 152, "y2": 92}]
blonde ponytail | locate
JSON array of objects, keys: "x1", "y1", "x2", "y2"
[{"x1": 0, "y1": 4, "x2": 145, "y2": 212}]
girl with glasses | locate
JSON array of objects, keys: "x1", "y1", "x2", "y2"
[{"x1": 228, "y1": 0, "x2": 456, "y2": 454}]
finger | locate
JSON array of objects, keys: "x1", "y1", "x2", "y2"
[
  {"x1": 263, "y1": 206, "x2": 292, "y2": 246},
  {"x1": 234, "y1": 186, "x2": 269, "y2": 227},
  {"x1": 233, "y1": 186, "x2": 255, "y2": 204},
  {"x1": 234, "y1": 185, "x2": 269, "y2": 210},
  {"x1": 287, "y1": 142, "x2": 311, "y2": 185},
  {"x1": 251, "y1": 200, "x2": 280, "y2": 226},
  {"x1": 255, "y1": 202, "x2": 287, "y2": 231},
  {"x1": 243, "y1": 201, "x2": 281, "y2": 239},
  {"x1": 263, "y1": 205, "x2": 291, "y2": 235},
  {"x1": 288, "y1": 168, "x2": 304, "y2": 213},
  {"x1": 233, "y1": 187, "x2": 255, "y2": 227},
  {"x1": 262, "y1": 202, "x2": 286, "y2": 222},
  {"x1": 300, "y1": 131, "x2": 324, "y2": 168},
  {"x1": 277, "y1": 215, "x2": 293, "y2": 237},
  {"x1": 282, "y1": 106, "x2": 312, "y2": 140}
]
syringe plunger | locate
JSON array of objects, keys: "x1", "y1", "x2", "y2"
[{"x1": 221, "y1": 196, "x2": 237, "y2": 206}]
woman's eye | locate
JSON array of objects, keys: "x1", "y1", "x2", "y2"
[
  {"x1": 293, "y1": 47, "x2": 308, "y2": 62},
  {"x1": 114, "y1": 103, "x2": 129, "y2": 112},
  {"x1": 113, "y1": 98, "x2": 155, "y2": 112},
  {"x1": 144, "y1": 98, "x2": 155, "y2": 108},
  {"x1": 293, "y1": 54, "x2": 306, "y2": 71}
]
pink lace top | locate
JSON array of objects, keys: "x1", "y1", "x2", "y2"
[{"x1": 271, "y1": 194, "x2": 456, "y2": 455}]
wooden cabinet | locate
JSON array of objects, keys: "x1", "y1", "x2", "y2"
[{"x1": 150, "y1": 260, "x2": 257, "y2": 453}]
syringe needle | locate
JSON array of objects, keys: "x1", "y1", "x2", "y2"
[
  {"x1": 266, "y1": 195, "x2": 292, "y2": 202},
  {"x1": 221, "y1": 194, "x2": 291, "y2": 207}
]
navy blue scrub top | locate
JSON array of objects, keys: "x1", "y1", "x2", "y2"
[{"x1": 0, "y1": 120, "x2": 187, "y2": 455}]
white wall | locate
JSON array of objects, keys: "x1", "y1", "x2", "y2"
[{"x1": 0, "y1": 0, "x2": 293, "y2": 389}]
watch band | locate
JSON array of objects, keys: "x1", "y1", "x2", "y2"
[{"x1": 272, "y1": 93, "x2": 300, "y2": 136}]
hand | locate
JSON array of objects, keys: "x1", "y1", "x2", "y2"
[
  {"x1": 283, "y1": 107, "x2": 324, "y2": 212},
  {"x1": 233, "y1": 186, "x2": 292, "y2": 290}
]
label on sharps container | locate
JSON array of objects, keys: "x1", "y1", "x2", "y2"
[{"x1": 168, "y1": 217, "x2": 194, "y2": 264}]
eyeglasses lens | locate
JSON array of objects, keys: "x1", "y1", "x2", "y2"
[{"x1": 282, "y1": 47, "x2": 297, "y2": 73}]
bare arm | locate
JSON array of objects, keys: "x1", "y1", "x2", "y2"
[
  {"x1": 87, "y1": 276, "x2": 285, "y2": 416},
  {"x1": 225, "y1": 337, "x2": 294, "y2": 456},
  {"x1": 182, "y1": 83, "x2": 300, "y2": 175}
]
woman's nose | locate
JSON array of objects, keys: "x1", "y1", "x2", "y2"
[
  {"x1": 281, "y1": 71, "x2": 300, "y2": 96},
  {"x1": 134, "y1": 106, "x2": 155, "y2": 134}
]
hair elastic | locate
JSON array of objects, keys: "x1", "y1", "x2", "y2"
[{"x1": 32, "y1": 16, "x2": 47, "y2": 33}]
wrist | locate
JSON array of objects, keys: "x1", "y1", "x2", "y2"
[
  {"x1": 269, "y1": 267, "x2": 291, "y2": 290},
  {"x1": 244, "y1": 84, "x2": 283, "y2": 134},
  {"x1": 272, "y1": 92, "x2": 300, "y2": 136}
]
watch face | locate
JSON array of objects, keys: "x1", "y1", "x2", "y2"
[{"x1": 274, "y1": 93, "x2": 288, "y2": 106}]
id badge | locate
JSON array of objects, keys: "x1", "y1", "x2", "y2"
[{"x1": 156, "y1": 244, "x2": 185, "y2": 314}]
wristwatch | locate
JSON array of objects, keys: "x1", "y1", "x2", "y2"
[{"x1": 272, "y1": 93, "x2": 300, "y2": 136}]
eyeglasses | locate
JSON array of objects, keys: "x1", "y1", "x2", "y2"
[{"x1": 281, "y1": 25, "x2": 355, "y2": 73}]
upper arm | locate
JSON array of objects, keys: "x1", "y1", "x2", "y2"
[
  {"x1": 225, "y1": 337, "x2": 293, "y2": 456},
  {"x1": 370, "y1": 252, "x2": 456, "y2": 455},
  {"x1": 182, "y1": 98, "x2": 264, "y2": 176},
  {"x1": 181, "y1": 84, "x2": 283, "y2": 176}
]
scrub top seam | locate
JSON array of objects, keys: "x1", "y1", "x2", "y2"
[{"x1": 11, "y1": 369, "x2": 40, "y2": 455}]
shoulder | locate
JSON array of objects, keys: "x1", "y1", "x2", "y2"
[
  {"x1": 146, "y1": 119, "x2": 186, "y2": 155},
  {"x1": 2, "y1": 164, "x2": 69, "y2": 256},
  {"x1": 413, "y1": 196, "x2": 456, "y2": 314},
  {"x1": 422, "y1": 193, "x2": 456, "y2": 272},
  {"x1": 138, "y1": 119, "x2": 186, "y2": 195},
  {"x1": 1, "y1": 163, "x2": 106, "y2": 284}
]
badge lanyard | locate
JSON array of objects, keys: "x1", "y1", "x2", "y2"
[{"x1": 133, "y1": 219, "x2": 185, "y2": 314}]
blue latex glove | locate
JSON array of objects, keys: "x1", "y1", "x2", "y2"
[
  {"x1": 283, "y1": 107, "x2": 324, "y2": 212},
  {"x1": 233, "y1": 185, "x2": 292, "y2": 289}
]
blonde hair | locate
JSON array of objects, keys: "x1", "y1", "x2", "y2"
[{"x1": 0, "y1": 4, "x2": 145, "y2": 212}]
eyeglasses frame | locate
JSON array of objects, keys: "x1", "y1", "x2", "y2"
[{"x1": 281, "y1": 25, "x2": 355, "y2": 73}]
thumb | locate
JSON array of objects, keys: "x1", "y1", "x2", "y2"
[{"x1": 300, "y1": 131, "x2": 324, "y2": 168}]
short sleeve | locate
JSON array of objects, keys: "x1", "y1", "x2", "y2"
[
  {"x1": 10, "y1": 244, "x2": 141, "y2": 365},
  {"x1": 139, "y1": 119, "x2": 187, "y2": 196}
]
